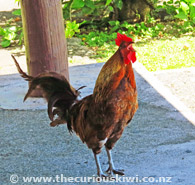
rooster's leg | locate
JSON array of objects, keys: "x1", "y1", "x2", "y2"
[
  {"x1": 105, "y1": 147, "x2": 125, "y2": 176},
  {"x1": 93, "y1": 152, "x2": 107, "y2": 177}
]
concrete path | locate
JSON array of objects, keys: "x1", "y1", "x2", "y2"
[{"x1": 0, "y1": 52, "x2": 195, "y2": 185}]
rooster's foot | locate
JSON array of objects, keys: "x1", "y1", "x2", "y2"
[{"x1": 106, "y1": 167, "x2": 125, "y2": 176}]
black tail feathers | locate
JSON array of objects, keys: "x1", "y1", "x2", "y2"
[
  {"x1": 11, "y1": 55, "x2": 34, "y2": 81},
  {"x1": 12, "y1": 55, "x2": 85, "y2": 127}
]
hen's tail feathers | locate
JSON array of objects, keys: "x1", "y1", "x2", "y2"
[{"x1": 11, "y1": 55, "x2": 34, "y2": 81}]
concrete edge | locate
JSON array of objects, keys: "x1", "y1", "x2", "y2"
[{"x1": 133, "y1": 62, "x2": 195, "y2": 125}]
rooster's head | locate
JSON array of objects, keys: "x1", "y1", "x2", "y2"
[{"x1": 115, "y1": 33, "x2": 136, "y2": 64}]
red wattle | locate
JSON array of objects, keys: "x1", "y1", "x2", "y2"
[{"x1": 127, "y1": 51, "x2": 136, "y2": 64}]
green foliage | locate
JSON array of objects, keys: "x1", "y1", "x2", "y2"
[
  {"x1": 62, "y1": 0, "x2": 123, "y2": 21},
  {"x1": 157, "y1": 0, "x2": 178, "y2": 15},
  {"x1": 62, "y1": 0, "x2": 98, "y2": 20},
  {"x1": 79, "y1": 20, "x2": 165, "y2": 48},
  {"x1": 78, "y1": 31, "x2": 117, "y2": 47},
  {"x1": 65, "y1": 21, "x2": 81, "y2": 38},
  {"x1": 12, "y1": 9, "x2": 21, "y2": 16},
  {"x1": 0, "y1": 26, "x2": 23, "y2": 48},
  {"x1": 158, "y1": 0, "x2": 195, "y2": 23},
  {"x1": 106, "y1": 0, "x2": 112, "y2": 6},
  {"x1": 71, "y1": 0, "x2": 85, "y2": 9},
  {"x1": 108, "y1": 20, "x2": 164, "y2": 37},
  {"x1": 0, "y1": 9, "x2": 23, "y2": 48},
  {"x1": 175, "y1": 0, "x2": 195, "y2": 23}
]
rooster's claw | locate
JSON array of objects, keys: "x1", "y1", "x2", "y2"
[{"x1": 106, "y1": 167, "x2": 125, "y2": 176}]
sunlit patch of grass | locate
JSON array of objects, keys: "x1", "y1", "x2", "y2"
[
  {"x1": 91, "y1": 36, "x2": 195, "y2": 71},
  {"x1": 135, "y1": 36, "x2": 195, "y2": 71}
]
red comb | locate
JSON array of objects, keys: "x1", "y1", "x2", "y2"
[{"x1": 115, "y1": 33, "x2": 133, "y2": 46}]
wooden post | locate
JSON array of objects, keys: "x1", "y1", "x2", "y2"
[{"x1": 21, "y1": 0, "x2": 69, "y2": 96}]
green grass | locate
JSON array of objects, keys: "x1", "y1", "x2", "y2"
[
  {"x1": 78, "y1": 19, "x2": 195, "y2": 71},
  {"x1": 135, "y1": 36, "x2": 195, "y2": 71},
  {"x1": 91, "y1": 35, "x2": 195, "y2": 72}
]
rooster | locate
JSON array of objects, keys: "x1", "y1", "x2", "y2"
[{"x1": 12, "y1": 33, "x2": 138, "y2": 177}]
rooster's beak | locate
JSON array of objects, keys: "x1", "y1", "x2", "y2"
[{"x1": 127, "y1": 43, "x2": 136, "y2": 52}]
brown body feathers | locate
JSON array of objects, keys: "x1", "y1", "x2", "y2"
[{"x1": 12, "y1": 35, "x2": 138, "y2": 176}]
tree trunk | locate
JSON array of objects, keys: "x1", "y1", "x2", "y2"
[
  {"x1": 119, "y1": 0, "x2": 154, "y2": 23},
  {"x1": 21, "y1": 0, "x2": 69, "y2": 97}
]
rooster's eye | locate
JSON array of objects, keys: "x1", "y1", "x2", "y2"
[{"x1": 120, "y1": 42, "x2": 128, "y2": 49}]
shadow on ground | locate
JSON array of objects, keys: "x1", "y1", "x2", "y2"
[{"x1": 0, "y1": 63, "x2": 195, "y2": 185}]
